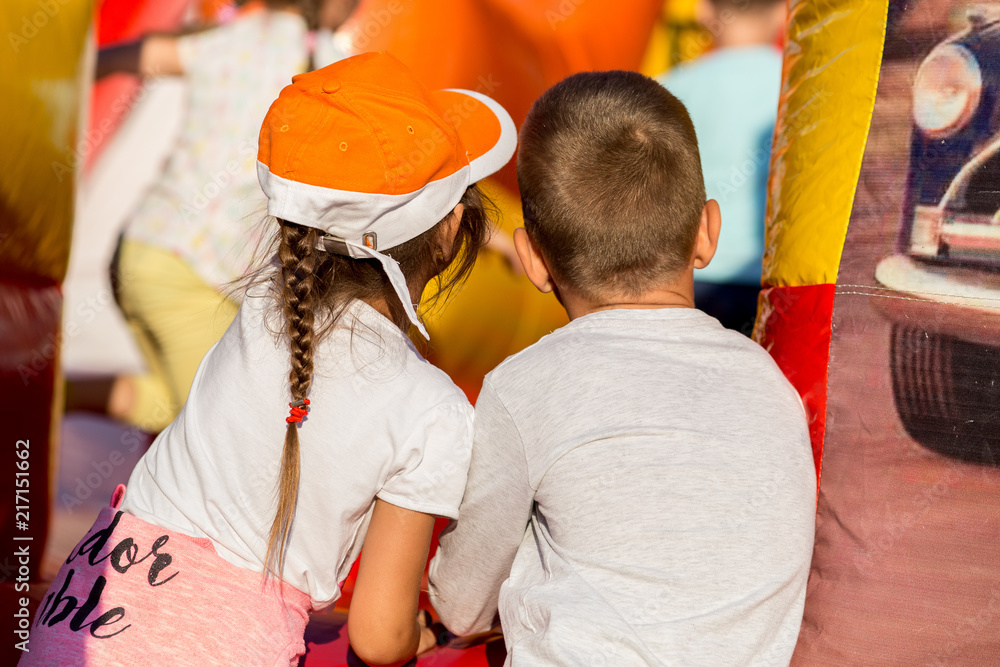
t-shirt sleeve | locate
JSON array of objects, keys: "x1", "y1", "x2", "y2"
[
  {"x1": 376, "y1": 401, "x2": 474, "y2": 520},
  {"x1": 428, "y1": 379, "x2": 535, "y2": 636}
]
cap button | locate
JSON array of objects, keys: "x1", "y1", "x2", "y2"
[{"x1": 322, "y1": 80, "x2": 341, "y2": 94}]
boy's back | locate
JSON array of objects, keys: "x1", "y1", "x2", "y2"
[
  {"x1": 429, "y1": 69, "x2": 815, "y2": 665},
  {"x1": 430, "y1": 307, "x2": 814, "y2": 664}
]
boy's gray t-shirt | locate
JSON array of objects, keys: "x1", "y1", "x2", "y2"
[{"x1": 429, "y1": 307, "x2": 816, "y2": 666}]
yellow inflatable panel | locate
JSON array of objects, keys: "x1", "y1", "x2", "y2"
[
  {"x1": 762, "y1": 0, "x2": 888, "y2": 288},
  {"x1": 1, "y1": 0, "x2": 93, "y2": 283}
]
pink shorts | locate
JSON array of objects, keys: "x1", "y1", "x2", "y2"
[{"x1": 19, "y1": 485, "x2": 312, "y2": 667}]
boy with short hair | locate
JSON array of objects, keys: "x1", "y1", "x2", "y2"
[{"x1": 428, "y1": 70, "x2": 815, "y2": 665}]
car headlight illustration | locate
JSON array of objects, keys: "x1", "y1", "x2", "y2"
[
  {"x1": 873, "y1": 11, "x2": 1000, "y2": 467},
  {"x1": 913, "y1": 43, "x2": 982, "y2": 138}
]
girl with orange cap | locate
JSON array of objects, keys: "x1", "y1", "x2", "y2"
[{"x1": 23, "y1": 52, "x2": 516, "y2": 666}]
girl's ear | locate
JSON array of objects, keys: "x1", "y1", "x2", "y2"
[
  {"x1": 447, "y1": 203, "x2": 464, "y2": 233},
  {"x1": 513, "y1": 228, "x2": 554, "y2": 293},
  {"x1": 436, "y1": 203, "x2": 465, "y2": 260}
]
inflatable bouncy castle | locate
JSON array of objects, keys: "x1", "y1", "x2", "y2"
[
  {"x1": 3, "y1": 0, "x2": 999, "y2": 664},
  {"x1": 760, "y1": 0, "x2": 1000, "y2": 662}
]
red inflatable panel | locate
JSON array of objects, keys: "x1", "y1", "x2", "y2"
[
  {"x1": 0, "y1": 285, "x2": 62, "y2": 579},
  {"x1": 756, "y1": 283, "x2": 835, "y2": 476}
]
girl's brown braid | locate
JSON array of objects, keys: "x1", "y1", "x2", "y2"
[{"x1": 264, "y1": 222, "x2": 320, "y2": 578}]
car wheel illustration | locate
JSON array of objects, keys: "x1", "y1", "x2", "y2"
[{"x1": 890, "y1": 325, "x2": 1000, "y2": 466}]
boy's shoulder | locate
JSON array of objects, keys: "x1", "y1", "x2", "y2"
[
  {"x1": 484, "y1": 319, "x2": 583, "y2": 390},
  {"x1": 485, "y1": 308, "x2": 796, "y2": 409},
  {"x1": 484, "y1": 307, "x2": 723, "y2": 383}
]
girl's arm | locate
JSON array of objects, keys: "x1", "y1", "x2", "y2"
[
  {"x1": 348, "y1": 499, "x2": 437, "y2": 666},
  {"x1": 96, "y1": 35, "x2": 183, "y2": 79}
]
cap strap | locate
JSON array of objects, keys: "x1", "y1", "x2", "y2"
[{"x1": 317, "y1": 235, "x2": 429, "y2": 339}]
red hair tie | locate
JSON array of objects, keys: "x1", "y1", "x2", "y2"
[{"x1": 286, "y1": 398, "x2": 311, "y2": 424}]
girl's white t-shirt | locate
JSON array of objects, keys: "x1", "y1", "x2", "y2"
[{"x1": 120, "y1": 287, "x2": 474, "y2": 608}]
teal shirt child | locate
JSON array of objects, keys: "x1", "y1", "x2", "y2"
[{"x1": 658, "y1": 45, "x2": 782, "y2": 286}]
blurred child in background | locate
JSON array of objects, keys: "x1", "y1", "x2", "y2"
[
  {"x1": 658, "y1": 0, "x2": 786, "y2": 334},
  {"x1": 68, "y1": 0, "x2": 357, "y2": 431}
]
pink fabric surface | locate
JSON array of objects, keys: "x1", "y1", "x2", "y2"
[{"x1": 20, "y1": 485, "x2": 311, "y2": 666}]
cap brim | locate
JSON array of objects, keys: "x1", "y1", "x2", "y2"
[{"x1": 430, "y1": 89, "x2": 517, "y2": 183}]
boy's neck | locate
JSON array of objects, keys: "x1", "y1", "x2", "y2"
[{"x1": 559, "y1": 278, "x2": 696, "y2": 321}]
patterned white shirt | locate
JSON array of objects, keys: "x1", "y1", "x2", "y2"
[{"x1": 125, "y1": 10, "x2": 346, "y2": 288}]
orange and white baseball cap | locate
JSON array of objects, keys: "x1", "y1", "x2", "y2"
[{"x1": 257, "y1": 52, "x2": 516, "y2": 338}]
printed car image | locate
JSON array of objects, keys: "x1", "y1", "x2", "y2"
[{"x1": 875, "y1": 5, "x2": 1000, "y2": 465}]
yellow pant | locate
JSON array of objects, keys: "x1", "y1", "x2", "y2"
[{"x1": 113, "y1": 240, "x2": 239, "y2": 432}]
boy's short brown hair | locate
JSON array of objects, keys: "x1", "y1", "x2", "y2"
[{"x1": 518, "y1": 70, "x2": 706, "y2": 300}]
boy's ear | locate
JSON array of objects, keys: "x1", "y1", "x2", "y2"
[
  {"x1": 692, "y1": 199, "x2": 721, "y2": 270},
  {"x1": 513, "y1": 228, "x2": 554, "y2": 293}
]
